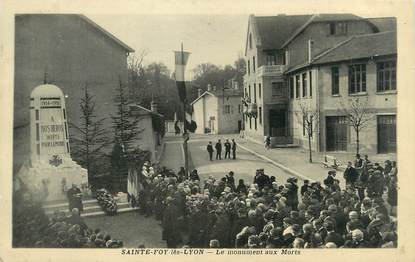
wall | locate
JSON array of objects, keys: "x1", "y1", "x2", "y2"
[
  {"x1": 14, "y1": 15, "x2": 130, "y2": 171},
  {"x1": 317, "y1": 56, "x2": 397, "y2": 153},
  {"x1": 288, "y1": 68, "x2": 320, "y2": 151},
  {"x1": 286, "y1": 21, "x2": 375, "y2": 68},
  {"x1": 217, "y1": 96, "x2": 243, "y2": 134},
  {"x1": 132, "y1": 115, "x2": 157, "y2": 162}
]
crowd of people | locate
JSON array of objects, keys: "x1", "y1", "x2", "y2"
[
  {"x1": 13, "y1": 186, "x2": 123, "y2": 248},
  {"x1": 134, "y1": 155, "x2": 397, "y2": 248}
]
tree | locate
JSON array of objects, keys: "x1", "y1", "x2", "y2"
[
  {"x1": 295, "y1": 101, "x2": 319, "y2": 163},
  {"x1": 339, "y1": 97, "x2": 374, "y2": 155},
  {"x1": 112, "y1": 78, "x2": 141, "y2": 155},
  {"x1": 70, "y1": 83, "x2": 110, "y2": 179},
  {"x1": 111, "y1": 78, "x2": 150, "y2": 192}
]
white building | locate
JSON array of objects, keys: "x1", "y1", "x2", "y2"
[{"x1": 191, "y1": 85, "x2": 243, "y2": 134}]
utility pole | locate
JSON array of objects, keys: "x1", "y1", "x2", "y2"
[{"x1": 181, "y1": 42, "x2": 190, "y2": 177}]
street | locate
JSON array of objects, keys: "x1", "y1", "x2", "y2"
[{"x1": 161, "y1": 134, "x2": 296, "y2": 186}]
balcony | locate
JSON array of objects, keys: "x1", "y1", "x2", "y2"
[{"x1": 257, "y1": 65, "x2": 286, "y2": 78}]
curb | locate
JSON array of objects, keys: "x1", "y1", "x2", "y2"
[{"x1": 238, "y1": 143, "x2": 315, "y2": 182}]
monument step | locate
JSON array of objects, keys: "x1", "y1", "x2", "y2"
[
  {"x1": 43, "y1": 198, "x2": 98, "y2": 209},
  {"x1": 82, "y1": 207, "x2": 140, "y2": 217},
  {"x1": 44, "y1": 201, "x2": 133, "y2": 217}
]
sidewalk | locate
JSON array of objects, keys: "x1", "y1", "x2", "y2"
[{"x1": 238, "y1": 139, "x2": 345, "y2": 185}]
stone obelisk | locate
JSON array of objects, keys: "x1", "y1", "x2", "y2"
[{"x1": 18, "y1": 84, "x2": 88, "y2": 201}]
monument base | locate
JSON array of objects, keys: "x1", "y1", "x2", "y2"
[{"x1": 18, "y1": 156, "x2": 89, "y2": 202}]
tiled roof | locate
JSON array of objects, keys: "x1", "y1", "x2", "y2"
[
  {"x1": 366, "y1": 17, "x2": 397, "y2": 32},
  {"x1": 254, "y1": 15, "x2": 312, "y2": 50},
  {"x1": 311, "y1": 31, "x2": 396, "y2": 65},
  {"x1": 281, "y1": 13, "x2": 365, "y2": 48},
  {"x1": 191, "y1": 88, "x2": 242, "y2": 105}
]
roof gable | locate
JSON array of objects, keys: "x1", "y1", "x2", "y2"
[
  {"x1": 252, "y1": 15, "x2": 312, "y2": 50},
  {"x1": 311, "y1": 31, "x2": 396, "y2": 65},
  {"x1": 78, "y1": 15, "x2": 135, "y2": 53},
  {"x1": 281, "y1": 13, "x2": 366, "y2": 48}
]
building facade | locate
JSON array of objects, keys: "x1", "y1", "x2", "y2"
[
  {"x1": 243, "y1": 14, "x2": 396, "y2": 154},
  {"x1": 129, "y1": 103, "x2": 165, "y2": 163},
  {"x1": 14, "y1": 14, "x2": 134, "y2": 172},
  {"x1": 192, "y1": 85, "x2": 243, "y2": 134}
]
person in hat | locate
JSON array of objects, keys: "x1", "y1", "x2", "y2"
[
  {"x1": 224, "y1": 139, "x2": 231, "y2": 159},
  {"x1": 206, "y1": 142, "x2": 214, "y2": 161},
  {"x1": 67, "y1": 183, "x2": 83, "y2": 213},
  {"x1": 215, "y1": 139, "x2": 222, "y2": 160},
  {"x1": 343, "y1": 161, "x2": 359, "y2": 188},
  {"x1": 354, "y1": 154, "x2": 363, "y2": 169},
  {"x1": 226, "y1": 171, "x2": 236, "y2": 191},
  {"x1": 301, "y1": 180, "x2": 310, "y2": 196},
  {"x1": 162, "y1": 196, "x2": 182, "y2": 248},
  {"x1": 231, "y1": 139, "x2": 237, "y2": 160},
  {"x1": 324, "y1": 170, "x2": 336, "y2": 188}
]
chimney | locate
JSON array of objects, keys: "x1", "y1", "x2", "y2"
[
  {"x1": 207, "y1": 84, "x2": 212, "y2": 91},
  {"x1": 150, "y1": 100, "x2": 158, "y2": 113},
  {"x1": 198, "y1": 88, "x2": 202, "y2": 97},
  {"x1": 308, "y1": 38, "x2": 313, "y2": 63}
]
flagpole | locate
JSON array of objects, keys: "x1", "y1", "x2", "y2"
[{"x1": 181, "y1": 42, "x2": 190, "y2": 177}]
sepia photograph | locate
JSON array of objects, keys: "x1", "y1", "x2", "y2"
[{"x1": 1, "y1": 0, "x2": 414, "y2": 261}]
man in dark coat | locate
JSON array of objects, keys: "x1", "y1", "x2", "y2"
[
  {"x1": 231, "y1": 139, "x2": 237, "y2": 159},
  {"x1": 226, "y1": 171, "x2": 236, "y2": 191},
  {"x1": 323, "y1": 221, "x2": 344, "y2": 247},
  {"x1": 224, "y1": 139, "x2": 231, "y2": 159},
  {"x1": 162, "y1": 197, "x2": 182, "y2": 248},
  {"x1": 206, "y1": 142, "x2": 214, "y2": 161},
  {"x1": 67, "y1": 184, "x2": 83, "y2": 212},
  {"x1": 323, "y1": 170, "x2": 336, "y2": 189},
  {"x1": 343, "y1": 162, "x2": 359, "y2": 188},
  {"x1": 215, "y1": 140, "x2": 222, "y2": 160}
]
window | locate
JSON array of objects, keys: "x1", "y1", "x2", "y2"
[
  {"x1": 238, "y1": 104, "x2": 241, "y2": 114},
  {"x1": 247, "y1": 60, "x2": 250, "y2": 75},
  {"x1": 338, "y1": 22, "x2": 348, "y2": 34},
  {"x1": 35, "y1": 109, "x2": 39, "y2": 121},
  {"x1": 329, "y1": 22, "x2": 336, "y2": 35},
  {"x1": 377, "y1": 60, "x2": 396, "y2": 91},
  {"x1": 285, "y1": 50, "x2": 290, "y2": 65},
  {"x1": 349, "y1": 64, "x2": 366, "y2": 94},
  {"x1": 267, "y1": 54, "x2": 276, "y2": 65},
  {"x1": 253, "y1": 56, "x2": 256, "y2": 72},
  {"x1": 249, "y1": 85, "x2": 251, "y2": 98},
  {"x1": 244, "y1": 88, "x2": 248, "y2": 97},
  {"x1": 224, "y1": 105, "x2": 232, "y2": 114},
  {"x1": 249, "y1": 117, "x2": 252, "y2": 129},
  {"x1": 254, "y1": 117, "x2": 257, "y2": 130},
  {"x1": 258, "y1": 83, "x2": 261, "y2": 99},
  {"x1": 302, "y1": 73, "x2": 307, "y2": 97},
  {"x1": 295, "y1": 75, "x2": 300, "y2": 98},
  {"x1": 259, "y1": 107, "x2": 262, "y2": 124},
  {"x1": 253, "y1": 83, "x2": 257, "y2": 103},
  {"x1": 303, "y1": 115, "x2": 306, "y2": 136},
  {"x1": 331, "y1": 67, "x2": 339, "y2": 95},
  {"x1": 290, "y1": 77, "x2": 294, "y2": 99},
  {"x1": 309, "y1": 71, "x2": 313, "y2": 97}
]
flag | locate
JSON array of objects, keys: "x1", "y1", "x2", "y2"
[
  {"x1": 174, "y1": 47, "x2": 197, "y2": 133},
  {"x1": 184, "y1": 103, "x2": 197, "y2": 133},
  {"x1": 174, "y1": 50, "x2": 190, "y2": 102}
]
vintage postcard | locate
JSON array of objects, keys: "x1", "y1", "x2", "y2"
[{"x1": 0, "y1": 0, "x2": 414, "y2": 261}]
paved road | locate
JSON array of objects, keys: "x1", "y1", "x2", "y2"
[{"x1": 161, "y1": 134, "x2": 296, "y2": 186}]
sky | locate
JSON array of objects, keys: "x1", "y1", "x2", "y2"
[{"x1": 87, "y1": 14, "x2": 249, "y2": 79}]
